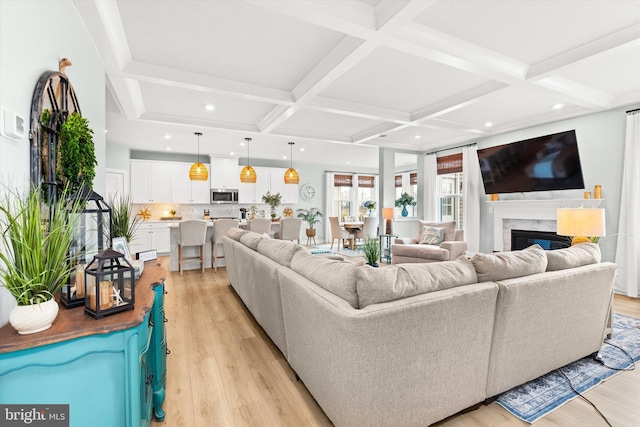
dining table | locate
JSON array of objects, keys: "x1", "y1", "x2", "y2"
[{"x1": 342, "y1": 222, "x2": 364, "y2": 249}]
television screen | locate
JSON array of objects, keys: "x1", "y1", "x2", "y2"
[{"x1": 477, "y1": 130, "x2": 585, "y2": 194}]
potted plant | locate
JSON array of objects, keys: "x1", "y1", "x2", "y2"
[
  {"x1": 297, "y1": 207, "x2": 323, "y2": 239},
  {"x1": 361, "y1": 237, "x2": 380, "y2": 267},
  {"x1": 262, "y1": 191, "x2": 282, "y2": 219},
  {"x1": 59, "y1": 112, "x2": 97, "y2": 195},
  {"x1": 109, "y1": 192, "x2": 142, "y2": 243},
  {"x1": 395, "y1": 192, "x2": 416, "y2": 217},
  {"x1": 0, "y1": 185, "x2": 83, "y2": 334}
]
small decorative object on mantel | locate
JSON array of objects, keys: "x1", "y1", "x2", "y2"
[
  {"x1": 584, "y1": 191, "x2": 591, "y2": 199},
  {"x1": 84, "y1": 249, "x2": 135, "y2": 319},
  {"x1": 594, "y1": 185, "x2": 602, "y2": 199},
  {"x1": 489, "y1": 194, "x2": 499, "y2": 201}
]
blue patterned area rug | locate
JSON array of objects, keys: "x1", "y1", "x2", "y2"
[
  {"x1": 496, "y1": 313, "x2": 640, "y2": 423},
  {"x1": 312, "y1": 243, "x2": 363, "y2": 258}
]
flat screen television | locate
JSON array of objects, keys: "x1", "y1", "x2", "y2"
[{"x1": 477, "y1": 130, "x2": 585, "y2": 194}]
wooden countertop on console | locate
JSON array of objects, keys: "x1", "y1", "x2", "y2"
[{"x1": 0, "y1": 261, "x2": 167, "y2": 354}]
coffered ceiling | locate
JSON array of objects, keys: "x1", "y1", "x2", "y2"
[{"x1": 75, "y1": 0, "x2": 640, "y2": 169}]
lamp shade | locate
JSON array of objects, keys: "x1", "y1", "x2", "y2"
[
  {"x1": 556, "y1": 208, "x2": 606, "y2": 238},
  {"x1": 284, "y1": 167, "x2": 299, "y2": 184},
  {"x1": 189, "y1": 162, "x2": 209, "y2": 181},
  {"x1": 240, "y1": 165, "x2": 257, "y2": 183},
  {"x1": 382, "y1": 208, "x2": 395, "y2": 220}
]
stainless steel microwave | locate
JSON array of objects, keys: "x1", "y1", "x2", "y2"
[{"x1": 211, "y1": 189, "x2": 239, "y2": 204}]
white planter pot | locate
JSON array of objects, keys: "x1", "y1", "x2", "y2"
[{"x1": 9, "y1": 299, "x2": 60, "y2": 335}]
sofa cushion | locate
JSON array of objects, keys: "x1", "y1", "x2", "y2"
[
  {"x1": 472, "y1": 244, "x2": 547, "y2": 282},
  {"x1": 546, "y1": 242, "x2": 601, "y2": 271},
  {"x1": 356, "y1": 256, "x2": 478, "y2": 308},
  {"x1": 416, "y1": 221, "x2": 456, "y2": 242},
  {"x1": 227, "y1": 227, "x2": 246, "y2": 241},
  {"x1": 257, "y1": 238, "x2": 304, "y2": 268},
  {"x1": 392, "y1": 243, "x2": 450, "y2": 261},
  {"x1": 291, "y1": 250, "x2": 359, "y2": 308},
  {"x1": 239, "y1": 231, "x2": 265, "y2": 251},
  {"x1": 420, "y1": 226, "x2": 445, "y2": 245}
]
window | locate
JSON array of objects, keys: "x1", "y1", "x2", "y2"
[
  {"x1": 395, "y1": 171, "x2": 417, "y2": 217},
  {"x1": 357, "y1": 175, "x2": 376, "y2": 218},
  {"x1": 330, "y1": 173, "x2": 378, "y2": 221},
  {"x1": 437, "y1": 154, "x2": 463, "y2": 229},
  {"x1": 333, "y1": 174, "x2": 352, "y2": 221}
]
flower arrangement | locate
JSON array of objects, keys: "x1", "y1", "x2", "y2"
[
  {"x1": 364, "y1": 200, "x2": 376, "y2": 212},
  {"x1": 262, "y1": 191, "x2": 282, "y2": 219},
  {"x1": 395, "y1": 192, "x2": 416, "y2": 208}
]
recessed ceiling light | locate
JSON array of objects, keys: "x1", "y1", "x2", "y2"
[
  {"x1": 205, "y1": 104, "x2": 215, "y2": 111},
  {"x1": 166, "y1": 147, "x2": 172, "y2": 151},
  {"x1": 346, "y1": 161, "x2": 351, "y2": 165},
  {"x1": 283, "y1": 156, "x2": 287, "y2": 159},
  {"x1": 229, "y1": 151, "x2": 234, "y2": 155},
  {"x1": 104, "y1": 129, "x2": 108, "y2": 133},
  {"x1": 164, "y1": 134, "x2": 171, "y2": 139},
  {"x1": 299, "y1": 148, "x2": 305, "y2": 152},
  {"x1": 415, "y1": 135, "x2": 421, "y2": 139},
  {"x1": 552, "y1": 104, "x2": 564, "y2": 110},
  {"x1": 485, "y1": 122, "x2": 493, "y2": 127},
  {"x1": 240, "y1": 142, "x2": 245, "y2": 146}
]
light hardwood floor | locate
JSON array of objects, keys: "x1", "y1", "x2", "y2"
[{"x1": 151, "y1": 258, "x2": 640, "y2": 427}]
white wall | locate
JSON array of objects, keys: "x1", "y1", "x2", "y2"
[
  {"x1": 477, "y1": 105, "x2": 637, "y2": 262},
  {"x1": 0, "y1": 0, "x2": 106, "y2": 326}
]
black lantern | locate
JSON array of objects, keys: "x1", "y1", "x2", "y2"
[
  {"x1": 60, "y1": 187, "x2": 112, "y2": 308},
  {"x1": 84, "y1": 249, "x2": 135, "y2": 319}
]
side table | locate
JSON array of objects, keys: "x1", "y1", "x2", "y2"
[{"x1": 379, "y1": 234, "x2": 397, "y2": 264}]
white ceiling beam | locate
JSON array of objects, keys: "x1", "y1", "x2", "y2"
[
  {"x1": 140, "y1": 112, "x2": 259, "y2": 133},
  {"x1": 106, "y1": 74, "x2": 144, "y2": 119},
  {"x1": 534, "y1": 76, "x2": 614, "y2": 108},
  {"x1": 269, "y1": 128, "x2": 354, "y2": 144},
  {"x1": 121, "y1": 61, "x2": 293, "y2": 106},
  {"x1": 375, "y1": 1, "x2": 435, "y2": 32},
  {"x1": 527, "y1": 23, "x2": 640, "y2": 80},
  {"x1": 352, "y1": 123, "x2": 410, "y2": 144},
  {"x1": 308, "y1": 96, "x2": 411, "y2": 124},
  {"x1": 612, "y1": 91, "x2": 640, "y2": 108}
]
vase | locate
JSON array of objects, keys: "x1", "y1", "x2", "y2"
[
  {"x1": 9, "y1": 298, "x2": 59, "y2": 335},
  {"x1": 401, "y1": 206, "x2": 409, "y2": 217}
]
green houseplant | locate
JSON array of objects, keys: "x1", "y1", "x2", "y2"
[
  {"x1": 0, "y1": 185, "x2": 83, "y2": 334},
  {"x1": 262, "y1": 191, "x2": 282, "y2": 219},
  {"x1": 297, "y1": 207, "x2": 323, "y2": 239},
  {"x1": 361, "y1": 237, "x2": 380, "y2": 267},
  {"x1": 59, "y1": 112, "x2": 97, "y2": 195},
  {"x1": 395, "y1": 192, "x2": 416, "y2": 217},
  {"x1": 109, "y1": 192, "x2": 142, "y2": 243}
]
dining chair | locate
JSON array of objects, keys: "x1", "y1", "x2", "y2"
[
  {"x1": 178, "y1": 220, "x2": 208, "y2": 275},
  {"x1": 329, "y1": 216, "x2": 353, "y2": 251},
  {"x1": 212, "y1": 219, "x2": 239, "y2": 272},
  {"x1": 274, "y1": 218, "x2": 302, "y2": 243},
  {"x1": 355, "y1": 217, "x2": 379, "y2": 246},
  {"x1": 247, "y1": 218, "x2": 272, "y2": 235}
]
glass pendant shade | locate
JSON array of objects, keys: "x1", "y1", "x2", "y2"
[
  {"x1": 190, "y1": 132, "x2": 208, "y2": 181},
  {"x1": 240, "y1": 165, "x2": 257, "y2": 183},
  {"x1": 240, "y1": 137, "x2": 257, "y2": 183},
  {"x1": 284, "y1": 141, "x2": 299, "y2": 184}
]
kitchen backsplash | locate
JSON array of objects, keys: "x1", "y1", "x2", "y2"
[{"x1": 132, "y1": 203, "x2": 274, "y2": 220}]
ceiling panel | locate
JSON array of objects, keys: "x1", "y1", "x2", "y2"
[
  {"x1": 414, "y1": 1, "x2": 640, "y2": 64},
  {"x1": 320, "y1": 45, "x2": 489, "y2": 113},
  {"x1": 280, "y1": 109, "x2": 384, "y2": 137},
  {"x1": 117, "y1": 0, "x2": 344, "y2": 91},
  {"x1": 139, "y1": 81, "x2": 275, "y2": 125}
]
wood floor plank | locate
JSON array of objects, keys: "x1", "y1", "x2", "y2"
[{"x1": 152, "y1": 258, "x2": 640, "y2": 427}]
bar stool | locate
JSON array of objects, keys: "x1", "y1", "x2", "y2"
[
  {"x1": 274, "y1": 218, "x2": 302, "y2": 243},
  {"x1": 178, "y1": 220, "x2": 208, "y2": 275},
  {"x1": 212, "y1": 219, "x2": 239, "y2": 272},
  {"x1": 247, "y1": 218, "x2": 271, "y2": 235}
]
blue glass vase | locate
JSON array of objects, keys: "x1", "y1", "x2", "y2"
[{"x1": 401, "y1": 205, "x2": 408, "y2": 217}]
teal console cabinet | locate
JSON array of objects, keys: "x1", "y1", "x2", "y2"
[{"x1": 0, "y1": 262, "x2": 167, "y2": 427}]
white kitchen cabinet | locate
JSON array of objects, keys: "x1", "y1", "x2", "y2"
[
  {"x1": 130, "y1": 222, "x2": 171, "y2": 255},
  {"x1": 238, "y1": 166, "x2": 271, "y2": 204},
  {"x1": 130, "y1": 160, "x2": 172, "y2": 204},
  {"x1": 269, "y1": 168, "x2": 298, "y2": 204},
  {"x1": 210, "y1": 157, "x2": 239, "y2": 189},
  {"x1": 170, "y1": 163, "x2": 210, "y2": 204}
]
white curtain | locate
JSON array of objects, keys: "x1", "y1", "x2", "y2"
[
  {"x1": 615, "y1": 111, "x2": 640, "y2": 297},
  {"x1": 324, "y1": 172, "x2": 334, "y2": 243},
  {"x1": 462, "y1": 145, "x2": 481, "y2": 253},
  {"x1": 423, "y1": 154, "x2": 438, "y2": 220}
]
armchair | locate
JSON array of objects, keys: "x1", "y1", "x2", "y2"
[{"x1": 391, "y1": 220, "x2": 467, "y2": 264}]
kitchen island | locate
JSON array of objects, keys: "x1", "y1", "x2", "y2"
[{"x1": 167, "y1": 220, "x2": 280, "y2": 272}]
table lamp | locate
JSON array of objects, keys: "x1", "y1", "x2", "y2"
[
  {"x1": 382, "y1": 208, "x2": 394, "y2": 235},
  {"x1": 556, "y1": 208, "x2": 605, "y2": 245}
]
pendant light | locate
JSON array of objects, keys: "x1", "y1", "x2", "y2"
[
  {"x1": 284, "y1": 141, "x2": 299, "y2": 184},
  {"x1": 240, "y1": 137, "x2": 257, "y2": 183},
  {"x1": 189, "y1": 132, "x2": 209, "y2": 181}
]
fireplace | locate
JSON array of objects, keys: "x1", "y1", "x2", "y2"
[{"x1": 511, "y1": 229, "x2": 570, "y2": 251}]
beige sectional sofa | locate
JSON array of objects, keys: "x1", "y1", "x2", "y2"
[
  {"x1": 223, "y1": 230, "x2": 615, "y2": 427},
  {"x1": 392, "y1": 220, "x2": 467, "y2": 264}
]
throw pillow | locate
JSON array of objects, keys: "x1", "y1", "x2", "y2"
[
  {"x1": 471, "y1": 244, "x2": 547, "y2": 282},
  {"x1": 420, "y1": 226, "x2": 445, "y2": 245}
]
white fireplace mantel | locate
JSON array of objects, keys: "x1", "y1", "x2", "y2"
[{"x1": 488, "y1": 199, "x2": 603, "y2": 251}]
